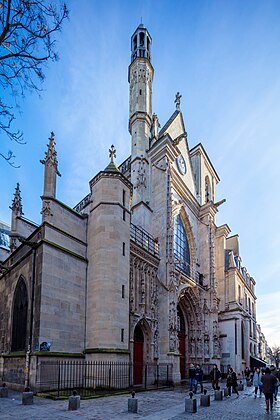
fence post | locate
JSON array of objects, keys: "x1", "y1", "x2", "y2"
[
  {"x1": 129, "y1": 363, "x2": 131, "y2": 388},
  {"x1": 57, "y1": 362, "x2": 61, "y2": 398},
  {"x1": 109, "y1": 364, "x2": 111, "y2": 390}
]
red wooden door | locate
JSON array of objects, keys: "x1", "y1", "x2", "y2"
[
  {"x1": 178, "y1": 331, "x2": 186, "y2": 379},
  {"x1": 133, "y1": 325, "x2": 144, "y2": 385}
]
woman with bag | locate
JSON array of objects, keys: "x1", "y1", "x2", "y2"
[{"x1": 253, "y1": 367, "x2": 262, "y2": 398}]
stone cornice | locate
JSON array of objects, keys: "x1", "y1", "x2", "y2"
[
  {"x1": 216, "y1": 224, "x2": 231, "y2": 238},
  {"x1": 90, "y1": 170, "x2": 133, "y2": 192},
  {"x1": 41, "y1": 196, "x2": 87, "y2": 219}
]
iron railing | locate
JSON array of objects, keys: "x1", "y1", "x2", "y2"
[
  {"x1": 130, "y1": 224, "x2": 159, "y2": 257},
  {"x1": 37, "y1": 361, "x2": 172, "y2": 398}
]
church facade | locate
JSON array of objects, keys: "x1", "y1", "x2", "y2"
[{"x1": 0, "y1": 25, "x2": 264, "y2": 390}]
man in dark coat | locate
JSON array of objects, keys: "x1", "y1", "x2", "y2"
[
  {"x1": 261, "y1": 367, "x2": 278, "y2": 412},
  {"x1": 209, "y1": 364, "x2": 221, "y2": 390}
]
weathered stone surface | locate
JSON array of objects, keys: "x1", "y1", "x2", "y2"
[
  {"x1": 0, "y1": 386, "x2": 8, "y2": 397},
  {"x1": 22, "y1": 391, "x2": 33, "y2": 405},
  {"x1": 68, "y1": 395, "x2": 80, "y2": 411},
  {"x1": 215, "y1": 390, "x2": 223, "y2": 400},
  {"x1": 128, "y1": 397, "x2": 138, "y2": 413},
  {"x1": 200, "y1": 394, "x2": 210, "y2": 406},
  {"x1": 185, "y1": 397, "x2": 197, "y2": 413}
]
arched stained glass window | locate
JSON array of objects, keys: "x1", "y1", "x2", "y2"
[
  {"x1": 174, "y1": 215, "x2": 190, "y2": 276},
  {"x1": 11, "y1": 278, "x2": 28, "y2": 352}
]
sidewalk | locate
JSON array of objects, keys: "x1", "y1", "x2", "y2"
[{"x1": 0, "y1": 383, "x2": 279, "y2": 419}]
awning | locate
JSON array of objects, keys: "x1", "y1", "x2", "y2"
[{"x1": 250, "y1": 355, "x2": 267, "y2": 368}]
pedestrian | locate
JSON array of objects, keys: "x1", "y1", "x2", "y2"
[
  {"x1": 244, "y1": 366, "x2": 251, "y2": 380},
  {"x1": 261, "y1": 367, "x2": 278, "y2": 412},
  {"x1": 270, "y1": 365, "x2": 280, "y2": 401},
  {"x1": 209, "y1": 364, "x2": 221, "y2": 390},
  {"x1": 226, "y1": 367, "x2": 239, "y2": 397},
  {"x1": 189, "y1": 363, "x2": 197, "y2": 392},
  {"x1": 252, "y1": 367, "x2": 262, "y2": 398},
  {"x1": 195, "y1": 364, "x2": 204, "y2": 393}
]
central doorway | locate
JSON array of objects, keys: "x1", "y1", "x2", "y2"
[
  {"x1": 177, "y1": 306, "x2": 186, "y2": 379},
  {"x1": 133, "y1": 324, "x2": 144, "y2": 385}
]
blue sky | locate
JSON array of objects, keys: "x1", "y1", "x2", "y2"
[{"x1": 1, "y1": 0, "x2": 279, "y2": 347}]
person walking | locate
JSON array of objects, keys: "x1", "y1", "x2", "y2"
[
  {"x1": 226, "y1": 367, "x2": 239, "y2": 397},
  {"x1": 252, "y1": 367, "x2": 262, "y2": 398},
  {"x1": 270, "y1": 365, "x2": 280, "y2": 401},
  {"x1": 244, "y1": 366, "x2": 251, "y2": 380},
  {"x1": 195, "y1": 364, "x2": 204, "y2": 393},
  {"x1": 209, "y1": 364, "x2": 221, "y2": 390},
  {"x1": 189, "y1": 363, "x2": 197, "y2": 393},
  {"x1": 261, "y1": 367, "x2": 278, "y2": 412}
]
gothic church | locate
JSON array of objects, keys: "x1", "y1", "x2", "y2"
[{"x1": 0, "y1": 24, "x2": 260, "y2": 389}]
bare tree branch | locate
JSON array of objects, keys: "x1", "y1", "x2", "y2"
[{"x1": 0, "y1": 0, "x2": 69, "y2": 165}]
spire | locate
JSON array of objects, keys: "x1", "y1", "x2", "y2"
[
  {"x1": 10, "y1": 183, "x2": 23, "y2": 216},
  {"x1": 104, "y1": 145, "x2": 120, "y2": 173},
  {"x1": 40, "y1": 132, "x2": 61, "y2": 176},
  {"x1": 175, "y1": 92, "x2": 182, "y2": 111}
]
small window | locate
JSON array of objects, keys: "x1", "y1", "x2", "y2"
[
  {"x1": 121, "y1": 328, "x2": 124, "y2": 342},
  {"x1": 122, "y1": 285, "x2": 125, "y2": 298},
  {"x1": 139, "y1": 89, "x2": 142, "y2": 95},
  {"x1": 123, "y1": 209, "x2": 126, "y2": 221},
  {"x1": 122, "y1": 190, "x2": 126, "y2": 206},
  {"x1": 123, "y1": 242, "x2": 125, "y2": 256}
]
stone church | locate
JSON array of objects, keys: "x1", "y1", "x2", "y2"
[{"x1": 0, "y1": 24, "x2": 262, "y2": 390}]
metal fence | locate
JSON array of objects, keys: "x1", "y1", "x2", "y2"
[
  {"x1": 36, "y1": 361, "x2": 173, "y2": 398},
  {"x1": 130, "y1": 224, "x2": 159, "y2": 257}
]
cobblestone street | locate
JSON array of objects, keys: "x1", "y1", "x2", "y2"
[{"x1": 0, "y1": 383, "x2": 280, "y2": 419}]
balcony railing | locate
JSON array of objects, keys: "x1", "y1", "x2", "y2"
[
  {"x1": 130, "y1": 224, "x2": 159, "y2": 257},
  {"x1": 174, "y1": 257, "x2": 204, "y2": 287}
]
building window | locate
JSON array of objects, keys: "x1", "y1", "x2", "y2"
[
  {"x1": 121, "y1": 328, "x2": 124, "y2": 342},
  {"x1": 238, "y1": 285, "x2": 241, "y2": 304},
  {"x1": 11, "y1": 277, "x2": 28, "y2": 352},
  {"x1": 173, "y1": 215, "x2": 190, "y2": 276},
  {"x1": 122, "y1": 285, "x2": 125, "y2": 298},
  {"x1": 123, "y1": 242, "x2": 125, "y2": 256}
]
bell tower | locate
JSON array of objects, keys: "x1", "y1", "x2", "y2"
[{"x1": 129, "y1": 24, "x2": 154, "y2": 229}]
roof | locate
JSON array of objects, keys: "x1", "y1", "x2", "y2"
[{"x1": 158, "y1": 110, "x2": 180, "y2": 137}]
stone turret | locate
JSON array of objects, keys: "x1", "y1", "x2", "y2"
[
  {"x1": 9, "y1": 183, "x2": 23, "y2": 252},
  {"x1": 86, "y1": 146, "x2": 132, "y2": 361}
]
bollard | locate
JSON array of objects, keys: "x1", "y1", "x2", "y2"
[
  {"x1": 0, "y1": 383, "x2": 8, "y2": 398},
  {"x1": 214, "y1": 390, "x2": 223, "y2": 400},
  {"x1": 22, "y1": 387, "x2": 33, "y2": 405},
  {"x1": 128, "y1": 391, "x2": 138, "y2": 413},
  {"x1": 200, "y1": 390, "x2": 210, "y2": 407},
  {"x1": 185, "y1": 392, "x2": 197, "y2": 413},
  {"x1": 238, "y1": 381, "x2": 244, "y2": 391},
  {"x1": 224, "y1": 388, "x2": 229, "y2": 397},
  {"x1": 68, "y1": 390, "x2": 80, "y2": 411}
]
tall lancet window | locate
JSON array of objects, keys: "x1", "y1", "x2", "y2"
[
  {"x1": 174, "y1": 215, "x2": 190, "y2": 276},
  {"x1": 11, "y1": 278, "x2": 28, "y2": 351}
]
